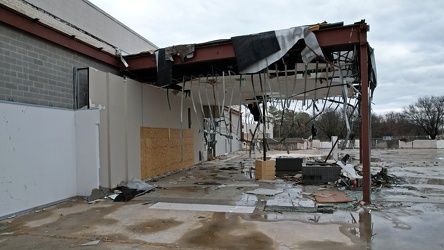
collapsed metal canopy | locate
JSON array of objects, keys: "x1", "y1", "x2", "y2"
[
  {"x1": 121, "y1": 21, "x2": 375, "y2": 106},
  {"x1": 121, "y1": 20, "x2": 375, "y2": 204}
]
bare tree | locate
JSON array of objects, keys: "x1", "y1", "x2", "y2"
[
  {"x1": 268, "y1": 106, "x2": 312, "y2": 139},
  {"x1": 316, "y1": 108, "x2": 343, "y2": 140},
  {"x1": 403, "y1": 95, "x2": 444, "y2": 139}
]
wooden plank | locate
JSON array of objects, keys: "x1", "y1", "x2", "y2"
[
  {"x1": 140, "y1": 126, "x2": 194, "y2": 179},
  {"x1": 313, "y1": 190, "x2": 353, "y2": 203}
]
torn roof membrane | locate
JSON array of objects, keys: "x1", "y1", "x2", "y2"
[{"x1": 232, "y1": 26, "x2": 324, "y2": 74}]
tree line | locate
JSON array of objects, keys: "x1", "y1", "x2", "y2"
[{"x1": 267, "y1": 95, "x2": 444, "y2": 140}]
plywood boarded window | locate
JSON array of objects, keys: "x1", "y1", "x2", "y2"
[{"x1": 140, "y1": 127, "x2": 194, "y2": 179}]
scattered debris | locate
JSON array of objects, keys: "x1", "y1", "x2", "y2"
[
  {"x1": 86, "y1": 188, "x2": 107, "y2": 202},
  {"x1": 281, "y1": 173, "x2": 303, "y2": 183},
  {"x1": 371, "y1": 167, "x2": 401, "y2": 187},
  {"x1": 114, "y1": 179, "x2": 155, "y2": 202},
  {"x1": 107, "y1": 194, "x2": 118, "y2": 200},
  {"x1": 309, "y1": 215, "x2": 320, "y2": 222},
  {"x1": 246, "y1": 188, "x2": 284, "y2": 196},
  {"x1": 350, "y1": 212, "x2": 357, "y2": 223},
  {"x1": 219, "y1": 167, "x2": 238, "y2": 171},
  {"x1": 87, "y1": 199, "x2": 104, "y2": 204},
  {"x1": 0, "y1": 232, "x2": 15, "y2": 236},
  {"x1": 126, "y1": 179, "x2": 155, "y2": 191},
  {"x1": 316, "y1": 204, "x2": 336, "y2": 213},
  {"x1": 313, "y1": 190, "x2": 353, "y2": 203},
  {"x1": 336, "y1": 160, "x2": 362, "y2": 180},
  {"x1": 194, "y1": 182, "x2": 222, "y2": 185},
  {"x1": 80, "y1": 240, "x2": 100, "y2": 246},
  {"x1": 177, "y1": 176, "x2": 187, "y2": 182},
  {"x1": 264, "y1": 205, "x2": 335, "y2": 213}
]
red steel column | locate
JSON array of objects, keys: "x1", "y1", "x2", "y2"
[{"x1": 359, "y1": 22, "x2": 371, "y2": 204}]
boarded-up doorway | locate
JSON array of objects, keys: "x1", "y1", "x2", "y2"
[{"x1": 140, "y1": 127, "x2": 194, "y2": 179}]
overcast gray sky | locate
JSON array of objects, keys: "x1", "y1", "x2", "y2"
[{"x1": 89, "y1": 0, "x2": 444, "y2": 114}]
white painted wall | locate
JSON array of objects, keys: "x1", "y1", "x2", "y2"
[
  {"x1": 75, "y1": 109, "x2": 101, "y2": 196},
  {"x1": 214, "y1": 111, "x2": 242, "y2": 156},
  {"x1": 0, "y1": 102, "x2": 100, "y2": 218},
  {"x1": 320, "y1": 141, "x2": 333, "y2": 149},
  {"x1": 89, "y1": 69, "x2": 206, "y2": 188},
  {"x1": 229, "y1": 111, "x2": 242, "y2": 152},
  {"x1": 89, "y1": 69, "x2": 110, "y2": 187},
  {"x1": 413, "y1": 140, "x2": 444, "y2": 149},
  {"x1": 413, "y1": 140, "x2": 435, "y2": 149},
  {"x1": 400, "y1": 140, "x2": 444, "y2": 149},
  {"x1": 312, "y1": 140, "x2": 321, "y2": 148},
  {"x1": 126, "y1": 79, "x2": 143, "y2": 181},
  {"x1": 243, "y1": 123, "x2": 274, "y2": 140}
]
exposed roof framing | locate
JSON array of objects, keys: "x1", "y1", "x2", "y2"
[
  {"x1": 121, "y1": 21, "x2": 372, "y2": 108},
  {"x1": 122, "y1": 21, "x2": 365, "y2": 84}
]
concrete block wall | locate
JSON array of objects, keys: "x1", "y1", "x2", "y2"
[{"x1": 0, "y1": 23, "x2": 118, "y2": 109}]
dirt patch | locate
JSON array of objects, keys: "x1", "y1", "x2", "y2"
[
  {"x1": 2, "y1": 200, "x2": 122, "y2": 236},
  {"x1": 177, "y1": 212, "x2": 274, "y2": 249},
  {"x1": 127, "y1": 219, "x2": 183, "y2": 234}
]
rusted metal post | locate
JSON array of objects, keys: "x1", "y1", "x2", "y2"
[
  {"x1": 263, "y1": 101, "x2": 267, "y2": 161},
  {"x1": 359, "y1": 21, "x2": 371, "y2": 204}
]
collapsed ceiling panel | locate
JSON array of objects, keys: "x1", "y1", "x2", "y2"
[{"x1": 178, "y1": 69, "x2": 357, "y2": 106}]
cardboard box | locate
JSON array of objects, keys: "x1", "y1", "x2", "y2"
[{"x1": 255, "y1": 159, "x2": 276, "y2": 180}]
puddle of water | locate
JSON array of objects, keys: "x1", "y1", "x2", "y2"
[
  {"x1": 369, "y1": 210, "x2": 444, "y2": 250},
  {"x1": 403, "y1": 177, "x2": 444, "y2": 185}
]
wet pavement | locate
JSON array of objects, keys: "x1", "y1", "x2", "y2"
[{"x1": 1, "y1": 148, "x2": 444, "y2": 249}]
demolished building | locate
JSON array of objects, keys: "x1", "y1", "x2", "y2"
[{"x1": 0, "y1": 0, "x2": 376, "y2": 219}]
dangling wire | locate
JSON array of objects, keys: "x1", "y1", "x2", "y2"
[
  {"x1": 180, "y1": 76, "x2": 186, "y2": 161},
  {"x1": 189, "y1": 76, "x2": 203, "y2": 133}
]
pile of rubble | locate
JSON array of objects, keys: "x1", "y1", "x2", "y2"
[{"x1": 278, "y1": 154, "x2": 401, "y2": 190}]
